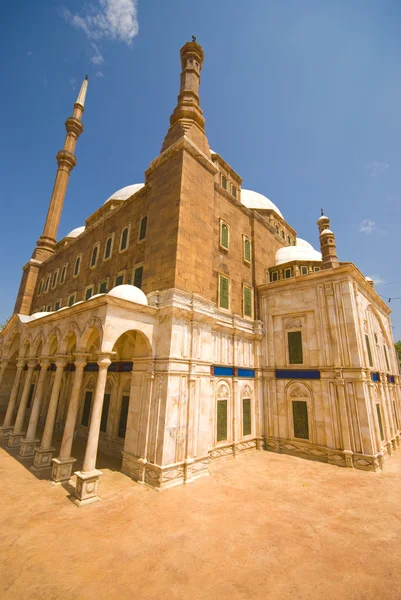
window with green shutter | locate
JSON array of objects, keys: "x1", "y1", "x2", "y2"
[
  {"x1": 365, "y1": 334, "x2": 373, "y2": 367},
  {"x1": 120, "y1": 227, "x2": 129, "y2": 251},
  {"x1": 115, "y1": 274, "x2": 124, "y2": 287},
  {"x1": 85, "y1": 287, "x2": 93, "y2": 301},
  {"x1": 134, "y1": 266, "x2": 143, "y2": 289},
  {"x1": 243, "y1": 236, "x2": 251, "y2": 263},
  {"x1": 220, "y1": 222, "x2": 229, "y2": 249},
  {"x1": 219, "y1": 275, "x2": 229, "y2": 310},
  {"x1": 288, "y1": 331, "x2": 303, "y2": 364},
  {"x1": 99, "y1": 280, "x2": 108, "y2": 294},
  {"x1": 376, "y1": 404, "x2": 384, "y2": 441},
  {"x1": 81, "y1": 391, "x2": 93, "y2": 427},
  {"x1": 221, "y1": 175, "x2": 228, "y2": 190},
  {"x1": 217, "y1": 399, "x2": 228, "y2": 442},
  {"x1": 292, "y1": 400, "x2": 309, "y2": 439},
  {"x1": 243, "y1": 398, "x2": 251, "y2": 436},
  {"x1": 139, "y1": 216, "x2": 147, "y2": 241},
  {"x1": 243, "y1": 286, "x2": 253, "y2": 318}
]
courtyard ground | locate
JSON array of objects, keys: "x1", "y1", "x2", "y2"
[{"x1": 1, "y1": 434, "x2": 401, "y2": 600}]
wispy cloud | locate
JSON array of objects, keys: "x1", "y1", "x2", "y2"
[
  {"x1": 359, "y1": 219, "x2": 376, "y2": 234},
  {"x1": 368, "y1": 276, "x2": 385, "y2": 285},
  {"x1": 90, "y1": 42, "x2": 104, "y2": 65},
  {"x1": 96, "y1": 71, "x2": 104, "y2": 77},
  {"x1": 63, "y1": 0, "x2": 139, "y2": 45},
  {"x1": 70, "y1": 77, "x2": 77, "y2": 90},
  {"x1": 26, "y1": 51, "x2": 32, "y2": 57},
  {"x1": 367, "y1": 161, "x2": 389, "y2": 177}
]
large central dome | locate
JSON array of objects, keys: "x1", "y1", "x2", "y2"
[{"x1": 241, "y1": 189, "x2": 284, "y2": 219}]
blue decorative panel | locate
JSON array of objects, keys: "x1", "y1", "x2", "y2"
[
  {"x1": 65, "y1": 363, "x2": 76, "y2": 372},
  {"x1": 119, "y1": 361, "x2": 133, "y2": 372},
  {"x1": 238, "y1": 369, "x2": 255, "y2": 378},
  {"x1": 276, "y1": 369, "x2": 320, "y2": 380},
  {"x1": 371, "y1": 372, "x2": 380, "y2": 382},
  {"x1": 84, "y1": 363, "x2": 99, "y2": 372},
  {"x1": 212, "y1": 366, "x2": 234, "y2": 377}
]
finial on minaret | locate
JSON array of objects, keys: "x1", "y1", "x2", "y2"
[
  {"x1": 321, "y1": 208, "x2": 324, "y2": 216},
  {"x1": 192, "y1": 35, "x2": 197, "y2": 42},
  {"x1": 317, "y1": 212, "x2": 339, "y2": 270}
]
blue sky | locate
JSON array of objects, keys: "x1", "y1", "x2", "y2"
[{"x1": 1, "y1": 1, "x2": 401, "y2": 335}]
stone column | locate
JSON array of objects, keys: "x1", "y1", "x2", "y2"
[
  {"x1": 32, "y1": 357, "x2": 67, "y2": 471},
  {"x1": 0, "y1": 359, "x2": 24, "y2": 440},
  {"x1": 73, "y1": 354, "x2": 111, "y2": 506},
  {"x1": 7, "y1": 360, "x2": 37, "y2": 448},
  {"x1": 51, "y1": 354, "x2": 87, "y2": 483},
  {"x1": 19, "y1": 358, "x2": 51, "y2": 458},
  {"x1": 0, "y1": 359, "x2": 8, "y2": 395},
  {"x1": 336, "y1": 381, "x2": 353, "y2": 468}
]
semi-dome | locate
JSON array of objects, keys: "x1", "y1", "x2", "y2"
[
  {"x1": 275, "y1": 238, "x2": 322, "y2": 266},
  {"x1": 108, "y1": 284, "x2": 148, "y2": 306},
  {"x1": 104, "y1": 183, "x2": 144, "y2": 205},
  {"x1": 66, "y1": 226, "x2": 85, "y2": 238},
  {"x1": 241, "y1": 189, "x2": 284, "y2": 219}
]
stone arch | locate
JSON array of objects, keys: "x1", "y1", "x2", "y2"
[
  {"x1": 241, "y1": 383, "x2": 252, "y2": 398},
  {"x1": 20, "y1": 335, "x2": 32, "y2": 359},
  {"x1": 366, "y1": 304, "x2": 395, "y2": 371},
  {"x1": 77, "y1": 317, "x2": 104, "y2": 355},
  {"x1": 60, "y1": 322, "x2": 81, "y2": 355},
  {"x1": 31, "y1": 331, "x2": 45, "y2": 358},
  {"x1": 4, "y1": 329, "x2": 21, "y2": 361},
  {"x1": 111, "y1": 329, "x2": 152, "y2": 362},
  {"x1": 44, "y1": 327, "x2": 62, "y2": 356},
  {"x1": 285, "y1": 381, "x2": 314, "y2": 443}
]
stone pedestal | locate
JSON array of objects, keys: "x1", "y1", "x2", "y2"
[
  {"x1": 18, "y1": 438, "x2": 40, "y2": 459},
  {"x1": 51, "y1": 456, "x2": 77, "y2": 483},
  {"x1": 31, "y1": 446, "x2": 56, "y2": 471},
  {"x1": 73, "y1": 470, "x2": 103, "y2": 507},
  {"x1": 0, "y1": 426, "x2": 14, "y2": 441},
  {"x1": 7, "y1": 431, "x2": 25, "y2": 449}
]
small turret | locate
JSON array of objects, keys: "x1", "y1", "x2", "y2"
[{"x1": 317, "y1": 210, "x2": 339, "y2": 270}]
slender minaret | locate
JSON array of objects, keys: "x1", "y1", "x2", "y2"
[
  {"x1": 317, "y1": 210, "x2": 340, "y2": 270},
  {"x1": 14, "y1": 77, "x2": 88, "y2": 315},
  {"x1": 161, "y1": 37, "x2": 210, "y2": 156},
  {"x1": 33, "y1": 76, "x2": 88, "y2": 260}
]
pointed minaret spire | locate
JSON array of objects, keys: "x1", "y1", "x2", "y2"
[
  {"x1": 317, "y1": 212, "x2": 340, "y2": 270},
  {"x1": 33, "y1": 76, "x2": 88, "y2": 260},
  {"x1": 161, "y1": 39, "x2": 210, "y2": 156}
]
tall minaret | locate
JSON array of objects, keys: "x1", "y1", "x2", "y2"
[
  {"x1": 317, "y1": 210, "x2": 340, "y2": 270},
  {"x1": 33, "y1": 76, "x2": 88, "y2": 260},
  {"x1": 161, "y1": 37, "x2": 210, "y2": 156}
]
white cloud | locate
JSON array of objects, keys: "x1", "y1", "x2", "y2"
[
  {"x1": 90, "y1": 43, "x2": 104, "y2": 65},
  {"x1": 368, "y1": 276, "x2": 385, "y2": 285},
  {"x1": 63, "y1": 0, "x2": 139, "y2": 45},
  {"x1": 26, "y1": 51, "x2": 32, "y2": 56},
  {"x1": 359, "y1": 219, "x2": 376, "y2": 234},
  {"x1": 367, "y1": 161, "x2": 389, "y2": 177},
  {"x1": 96, "y1": 71, "x2": 104, "y2": 77},
  {"x1": 70, "y1": 77, "x2": 77, "y2": 90}
]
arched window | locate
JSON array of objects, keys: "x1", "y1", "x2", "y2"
[
  {"x1": 216, "y1": 383, "x2": 230, "y2": 442},
  {"x1": 243, "y1": 235, "x2": 251, "y2": 263},
  {"x1": 242, "y1": 385, "x2": 252, "y2": 436},
  {"x1": 139, "y1": 216, "x2": 147, "y2": 241},
  {"x1": 90, "y1": 245, "x2": 98, "y2": 268},
  {"x1": 220, "y1": 221, "x2": 229, "y2": 249},
  {"x1": 288, "y1": 383, "x2": 311, "y2": 441},
  {"x1": 73, "y1": 255, "x2": 81, "y2": 277},
  {"x1": 120, "y1": 226, "x2": 130, "y2": 251},
  {"x1": 104, "y1": 235, "x2": 113, "y2": 260}
]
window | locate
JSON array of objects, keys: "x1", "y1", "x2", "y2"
[
  {"x1": 374, "y1": 333, "x2": 378, "y2": 344},
  {"x1": 292, "y1": 400, "x2": 309, "y2": 439},
  {"x1": 99, "y1": 279, "x2": 108, "y2": 294},
  {"x1": 270, "y1": 271, "x2": 278, "y2": 282},
  {"x1": 85, "y1": 286, "x2": 93, "y2": 301},
  {"x1": 51, "y1": 269, "x2": 59, "y2": 289},
  {"x1": 44, "y1": 275, "x2": 50, "y2": 293},
  {"x1": 218, "y1": 274, "x2": 230, "y2": 310},
  {"x1": 138, "y1": 216, "x2": 147, "y2": 241},
  {"x1": 221, "y1": 175, "x2": 228, "y2": 190},
  {"x1": 217, "y1": 399, "x2": 228, "y2": 442},
  {"x1": 376, "y1": 404, "x2": 384, "y2": 441},
  {"x1": 68, "y1": 293, "x2": 76, "y2": 307},
  {"x1": 275, "y1": 224, "x2": 279, "y2": 234},
  {"x1": 118, "y1": 395, "x2": 130, "y2": 438},
  {"x1": 115, "y1": 273, "x2": 124, "y2": 287},
  {"x1": 384, "y1": 345, "x2": 390, "y2": 371},
  {"x1": 287, "y1": 235, "x2": 291, "y2": 244},
  {"x1": 220, "y1": 220, "x2": 230, "y2": 250},
  {"x1": 81, "y1": 391, "x2": 93, "y2": 427},
  {"x1": 73, "y1": 255, "x2": 81, "y2": 277},
  {"x1": 288, "y1": 331, "x2": 303, "y2": 364},
  {"x1": 301, "y1": 266, "x2": 308, "y2": 275},
  {"x1": 133, "y1": 265, "x2": 143, "y2": 289},
  {"x1": 231, "y1": 185, "x2": 237, "y2": 199},
  {"x1": 313, "y1": 267, "x2": 320, "y2": 272},
  {"x1": 243, "y1": 285, "x2": 253, "y2": 319},
  {"x1": 281, "y1": 230, "x2": 285, "y2": 239},
  {"x1": 243, "y1": 236, "x2": 251, "y2": 264},
  {"x1": 90, "y1": 244, "x2": 99, "y2": 268},
  {"x1": 284, "y1": 268, "x2": 292, "y2": 279},
  {"x1": 46, "y1": 304, "x2": 52, "y2": 312},
  {"x1": 60, "y1": 264, "x2": 67, "y2": 285},
  {"x1": 243, "y1": 398, "x2": 251, "y2": 436},
  {"x1": 104, "y1": 235, "x2": 114, "y2": 260},
  {"x1": 100, "y1": 393, "x2": 111, "y2": 433},
  {"x1": 119, "y1": 225, "x2": 130, "y2": 252},
  {"x1": 54, "y1": 299, "x2": 61, "y2": 311},
  {"x1": 365, "y1": 334, "x2": 373, "y2": 367},
  {"x1": 38, "y1": 279, "x2": 43, "y2": 295}
]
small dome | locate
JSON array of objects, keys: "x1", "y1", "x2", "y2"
[
  {"x1": 320, "y1": 228, "x2": 333, "y2": 235},
  {"x1": 66, "y1": 226, "x2": 85, "y2": 238},
  {"x1": 317, "y1": 214, "x2": 329, "y2": 223},
  {"x1": 30, "y1": 311, "x2": 53, "y2": 320},
  {"x1": 104, "y1": 183, "x2": 144, "y2": 205},
  {"x1": 366, "y1": 277, "x2": 373, "y2": 282},
  {"x1": 241, "y1": 189, "x2": 284, "y2": 219},
  {"x1": 108, "y1": 284, "x2": 148, "y2": 306},
  {"x1": 275, "y1": 237, "x2": 322, "y2": 266}
]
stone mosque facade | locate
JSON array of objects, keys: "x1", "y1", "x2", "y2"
[{"x1": 0, "y1": 40, "x2": 400, "y2": 506}]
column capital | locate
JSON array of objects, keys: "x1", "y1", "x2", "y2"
[
  {"x1": 54, "y1": 355, "x2": 68, "y2": 369},
  {"x1": 97, "y1": 353, "x2": 112, "y2": 370},
  {"x1": 27, "y1": 359, "x2": 38, "y2": 369},
  {"x1": 74, "y1": 355, "x2": 88, "y2": 369},
  {"x1": 0, "y1": 359, "x2": 8, "y2": 368},
  {"x1": 16, "y1": 358, "x2": 26, "y2": 369},
  {"x1": 38, "y1": 357, "x2": 52, "y2": 369}
]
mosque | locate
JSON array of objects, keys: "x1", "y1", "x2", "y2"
[{"x1": 0, "y1": 39, "x2": 400, "y2": 506}]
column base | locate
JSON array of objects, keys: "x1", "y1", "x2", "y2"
[
  {"x1": 7, "y1": 431, "x2": 25, "y2": 449},
  {"x1": 51, "y1": 456, "x2": 77, "y2": 483},
  {"x1": 72, "y1": 470, "x2": 103, "y2": 507},
  {"x1": 18, "y1": 438, "x2": 40, "y2": 459},
  {"x1": 0, "y1": 426, "x2": 14, "y2": 441},
  {"x1": 31, "y1": 446, "x2": 56, "y2": 471}
]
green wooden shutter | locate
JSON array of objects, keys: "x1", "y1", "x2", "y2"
[
  {"x1": 288, "y1": 331, "x2": 303, "y2": 364},
  {"x1": 376, "y1": 404, "x2": 384, "y2": 441},
  {"x1": 243, "y1": 286, "x2": 252, "y2": 318},
  {"x1": 221, "y1": 223, "x2": 229, "y2": 248},
  {"x1": 365, "y1": 335, "x2": 373, "y2": 367},
  {"x1": 243, "y1": 398, "x2": 251, "y2": 436},
  {"x1": 85, "y1": 287, "x2": 93, "y2": 301},
  {"x1": 292, "y1": 400, "x2": 309, "y2": 439},
  {"x1": 100, "y1": 393, "x2": 111, "y2": 433},
  {"x1": 217, "y1": 399, "x2": 228, "y2": 442},
  {"x1": 219, "y1": 276, "x2": 229, "y2": 309},
  {"x1": 121, "y1": 228, "x2": 128, "y2": 250},
  {"x1": 91, "y1": 246, "x2": 98, "y2": 267},
  {"x1": 118, "y1": 395, "x2": 130, "y2": 438},
  {"x1": 134, "y1": 266, "x2": 143, "y2": 289},
  {"x1": 115, "y1": 275, "x2": 124, "y2": 287},
  {"x1": 81, "y1": 391, "x2": 93, "y2": 427},
  {"x1": 244, "y1": 238, "x2": 251, "y2": 262},
  {"x1": 99, "y1": 281, "x2": 108, "y2": 294}
]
